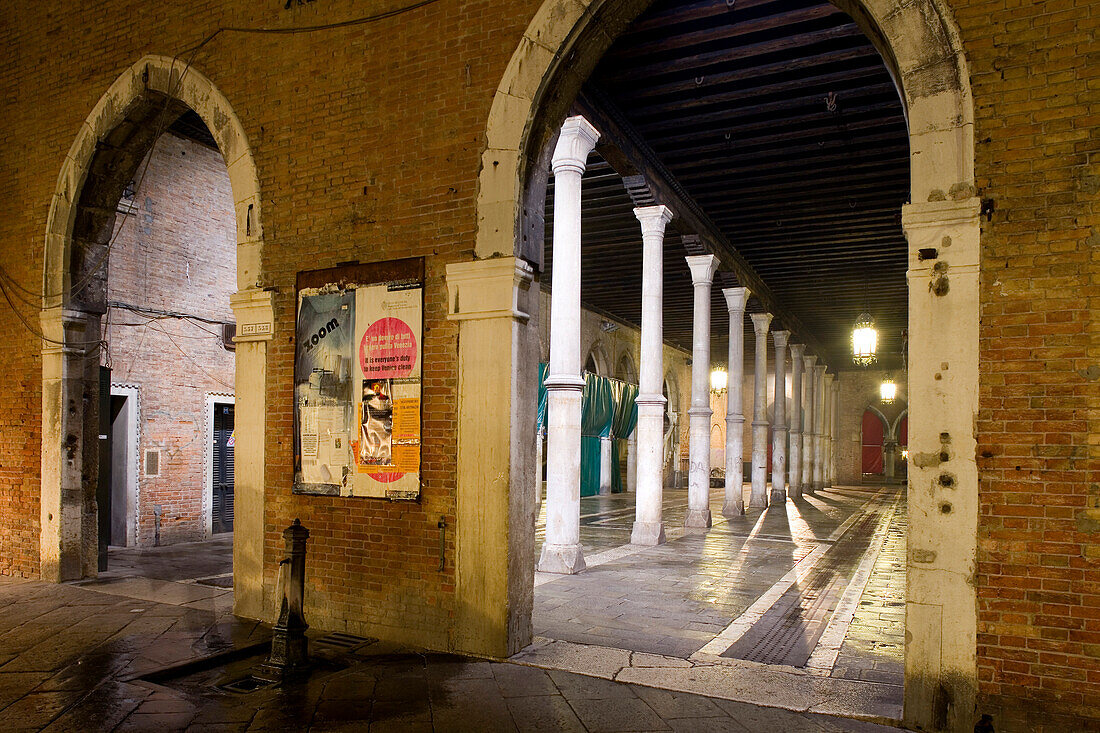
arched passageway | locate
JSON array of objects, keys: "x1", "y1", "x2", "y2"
[
  {"x1": 41, "y1": 56, "x2": 270, "y2": 618},
  {"x1": 453, "y1": 0, "x2": 980, "y2": 728}
]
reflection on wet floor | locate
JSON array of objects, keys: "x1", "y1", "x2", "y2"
[{"x1": 533, "y1": 484, "x2": 905, "y2": 687}]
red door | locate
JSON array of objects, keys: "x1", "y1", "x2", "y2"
[{"x1": 861, "y1": 410, "x2": 885, "y2": 475}]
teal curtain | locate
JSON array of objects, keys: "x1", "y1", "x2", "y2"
[
  {"x1": 536, "y1": 362, "x2": 549, "y2": 432},
  {"x1": 538, "y1": 366, "x2": 639, "y2": 496},
  {"x1": 580, "y1": 373, "x2": 614, "y2": 496},
  {"x1": 608, "y1": 381, "x2": 638, "y2": 492}
]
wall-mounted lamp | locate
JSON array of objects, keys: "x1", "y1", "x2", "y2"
[
  {"x1": 852, "y1": 312, "x2": 878, "y2": 366},
  {"x1": 880, "y1": 377, "x2": 897, "y2": 404},
  {"x1": 710, "y1": 367, "x2": 728, "y2": 395}
]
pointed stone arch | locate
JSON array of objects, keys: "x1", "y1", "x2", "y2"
[
  {"x1": 463, "y1": 4, "x2": 980, "y2": 726},
  {"x1": 40, "y1": 56, "x2": 269, "y2": 619}
]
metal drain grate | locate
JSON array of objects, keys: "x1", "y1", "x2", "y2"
[
  {"x1": 315, "y1": 632, "x2": 374, "y2": 651},
  {"x1": 218, "y1": 675, "x2": 278, "y2": 694}
]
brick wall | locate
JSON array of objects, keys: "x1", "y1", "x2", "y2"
[
  {"x1": 0, "y1": 0, "x2": 1098, "y2": 722},
  {"x1": 953, "y1": 0, "x2": 1100, "y2": 726},
  {"x1": 106, "y1": 132, "x2": 236, "y2": 546}
]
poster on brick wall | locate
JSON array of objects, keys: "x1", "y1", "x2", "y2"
[{"x1": 293, "y1": 258, "x2": 424, "y2": 499}]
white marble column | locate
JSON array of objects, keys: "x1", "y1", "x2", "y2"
[
  {"x1": 538, "y1": 116, "x2": 599, "y2": 574},
  {"x1": 630, "y1": 205, "x2": 674, "y2": 546},
  {"x1": 685, "y1": 254, "x2": 719, "y2": 529},
  {"x1": 813, "y1": 364, "x2": 827, "y2": 493},
  {"x1": 770, "y1": 330, "x2": 790, "y2": 505},
  {"x1": 787, "y1": 344, "x2": 805, "y2": 500},
  {"x1": 822, "y1": 374, "x2": 834, "y2": 489},
  {"x1": 749, "y1": 312, "x2": 772, "y2": 509},
  {"x1": 801, "y1": 354, "x2": 817, "y2": 494},
  {"x1": 626, "y1": 429, "x2": 637, "y2": 492},
  {"x1": 599, "y1": 437, "x2": 612, "y2": 495},
  {"x1": 722, "y1": 287, "x2": 750, "y2": 518},
  {"x1": 831, "y1": 381, "x2": 841, "y2": 486},
  {"x1": 535, "y1": 427, "x2": 544, "y2": 506}
]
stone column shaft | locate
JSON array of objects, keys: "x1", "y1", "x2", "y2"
[
  {"x1": 831, "y1": 381, "x2": 841, "y2": 487},
  {"x1": 631, "y1": 205, "x2": 673, "y2": 546},
  {"x1": 813, "y1": 364, "x2": 827, "y2": 492},
  {"x1": 788, "y1": 344, "x2": 805, "y2": 500},
  {"x1": 722, "y1": 287, "x2": 750, "y2": 518},
  {"x1": 539, "y1": 116, "x2": 599, "y2": 574},
  {"x1": 823, "y1": 374, "x2": 834, "y2": 489},
  {"x1": 770, "y1": 330, "x2": 790, "y2": 504},
  {"x1": 685, "y1": 254, "x2": 719, "y2": 529},
  {"x1": 801, "y1": 355, "x2": 817, "y2": 493},
  {"x1": 749, "y1": 312, "x2": 772, "y2": 509}
]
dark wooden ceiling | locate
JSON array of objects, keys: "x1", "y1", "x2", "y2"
[{"x1": 544, "y1": 0, "x2": 909, "y2": 371}]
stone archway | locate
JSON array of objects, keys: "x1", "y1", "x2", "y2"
[
  {"x1": 457, "y1": 1, "x2": 979, "y2": 728},
  {"x1": 41, "y1": 55, "x2": 270, "y2": 619}
]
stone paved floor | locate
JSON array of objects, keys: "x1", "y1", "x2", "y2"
[
  {"x1": 0, "y1": 578, "x2": 901, "y2": 731},
  {"x1": 530, "y1": 484, "x2": 906, "y2": 718}
]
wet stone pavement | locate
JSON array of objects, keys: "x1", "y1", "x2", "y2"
[
  {"x1": 0, "y1": 488, "x2": 906, "y2": 731},
  {"x1": 0, "y1": 577, "x2": 902, "y2": 731},
  {"x1": 528, "y1": 485, "x2": 906, "y2": 721}
]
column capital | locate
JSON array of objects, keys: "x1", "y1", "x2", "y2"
[
  {"x1": 634, "y1": 204, "x2": 674, "y2": 234},
  {"x1": 685, "y1": 254, "x2": 718, "y2": 285},
  {"x1": 814, "y1": 363, "x2": 827, "y2": 377},
  {"x1": 803, "y1": 353, "x2": 817, "y2": 369},
  {"x1": 772, "y1": 329, "x2": 790, "y2": 350},
  {"x1": 789, "y1": 343, "x2": 806, "y2": 359},
  {"x1": 750, "y1": 312, "x2": 773, "y2": 335},
  {"x1": 722, "y1": 286, "x2": 750, "y2": 313},
  {"x1": 551, "y1": 115, "x2": 600, "y2": 176}
]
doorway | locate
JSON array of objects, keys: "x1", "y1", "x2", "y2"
[{"x1": 210, "y1": 399, "x2": 235, "y2": 536}]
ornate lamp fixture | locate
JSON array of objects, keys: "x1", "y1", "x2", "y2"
[
  {"x1": 880, "y1": 377, "x2": 897, "y2": 404},
  {"x1": 710, "y1": 366, "x2": 728, "y2": 396},
  {"x1": 851, "y1": 311, "x2": 878, "y2": 366}
]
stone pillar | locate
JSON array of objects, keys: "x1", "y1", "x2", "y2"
[
  {"x1": 721, "y1": 287, "x2": 750, "y2": 518},
  {"x1": 626, "y1": 429, "x2": 637, "y2": 493},
  {"x1": 787, "y1": 344, "x2": 805, "y2": 500},
  {"x1": 685, "y1": 254, "x2": 719, "y2": 529},
  {"x1": 831, "y1": 381, "x2": 841, "y2": 486},
  {"x1": 748, "y1": 312, "x2": 772, "y2": 509},
  {"x1": 599, "y1": 437, "x2": 612, "y2": 495},
  {"x1": 538, "y1": 116, "x2": 599, "y2": 574},
  {"x1": 630, "y1": 205, "x2": 674, "y2": 546},
  {"x1": 770, "y1": 330, "x2": 790, "y2": 505},
  {"x1": 535, "y1": 427, "x2": 544, "y2": 505},
  {"x1": 824, "y1": 375, "x2": 835, "y2": 488},
  {"x1": 801, "y1": 355, "x2": 816, "y2": 494},
  {"x1": 813, "y1": 364, "x2": 827, "y2": 492}
]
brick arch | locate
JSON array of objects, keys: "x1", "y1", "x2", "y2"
[
  {"x1": 474, "y1": 4, "x2": 980, "y2": 726},
  {"x1": 40, "y1": 56, "x2": 268, "y2": 615}
]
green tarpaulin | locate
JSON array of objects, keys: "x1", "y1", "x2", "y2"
[{"x1": 538, "y1": 364, "x2": 638, "y2": 496}]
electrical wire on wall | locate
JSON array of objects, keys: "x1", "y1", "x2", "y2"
[{"x1": 0, "y1": 0, "x2": 447, "y2": 359}]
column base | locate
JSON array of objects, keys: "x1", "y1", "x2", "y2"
[
  {"x1": 684, "y1": 508, "x2": 712, "y2": 529},
  {"x1": 722, "y1": 498, "x2": 745, "y2": 518},
  {"x1": 813, "y1": 481, "x2": 825, "y2": 492},
  {"x1": 789, "y1": 485, "x2": 803, "y2": 501},
  {"x1": 769, "y1": 487, "x2": 786, "y2": 505},
  {"x1": 630, "y1": 521, "x2": 666, "y2": 546},
  {"x1": 537, "y1": 543, "x2": 586, "y2": 574},
  {"x1": 803, "y1": 483, "x2": 815, "y2": 495}
]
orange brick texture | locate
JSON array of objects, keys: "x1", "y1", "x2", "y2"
[
  {"x1": 106, "y1": 133, "x2": 236, "y2": 546},
  {"x1": 0, "y1": 0, "x2": 1097, "y2": 722},
  {"x1": 956, "y1": 0, "x2": 1100, "y2": 726}
]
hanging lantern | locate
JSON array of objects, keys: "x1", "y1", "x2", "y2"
[
  {"x1": 710, "y1": 366, "x2": 728, "y2": 395},
  {"x1": 852, "y1": 312, "x2": 878, "y2": 366},
  {"x1": 880, "y1": 377, "x2": 897, "y2": 404}
]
